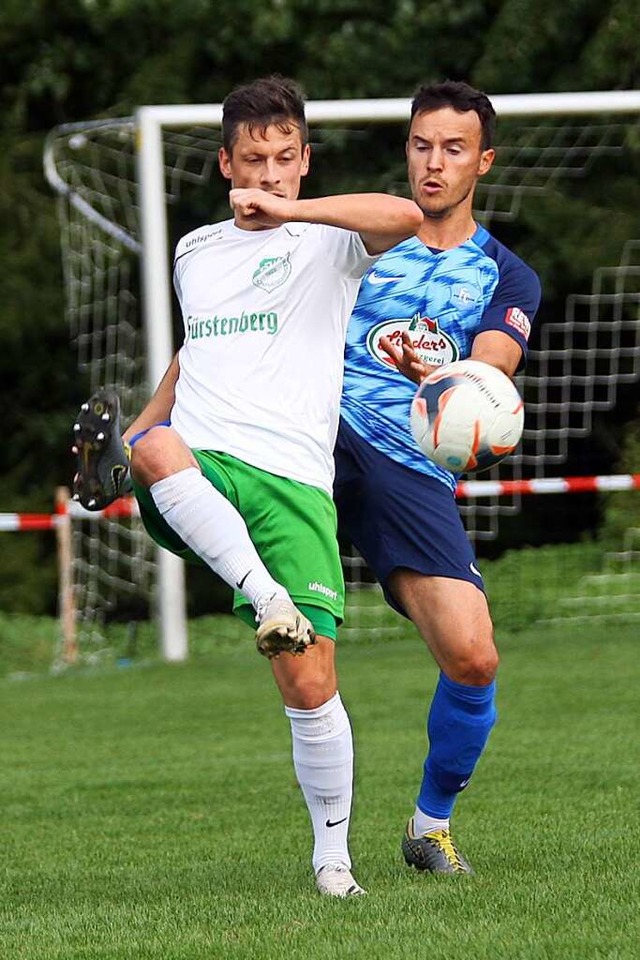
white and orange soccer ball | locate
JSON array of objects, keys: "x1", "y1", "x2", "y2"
[{"x1": 410, "y1": 359, "x2": 524, "y2": 473}]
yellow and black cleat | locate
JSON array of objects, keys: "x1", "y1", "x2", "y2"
[{"x1": 402, "y1": 819, "x2": 474, "y2": 875}]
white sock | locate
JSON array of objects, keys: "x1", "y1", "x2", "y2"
[
  {"x1": 413, "y1": 807, "x2": 450, "y2": 836},
  {"x1": 150, "y1": 467, "x2": 289, "y2": 608},
  {"x1": 285, "y1": 692, "x2": 354, "y2": 874}
]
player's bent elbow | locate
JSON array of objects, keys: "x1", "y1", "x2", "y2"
[{"x1": 394, "y1": 199, "x2": 423, "y2": 239}]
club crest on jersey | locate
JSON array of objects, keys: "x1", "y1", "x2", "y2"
[
  {"x1": 452, "y1": 283, "x2": 480, "y2": 307},
  {"x1": 252, "y1": 253, "x2": 291, "y2": 292},
  {"x1": 366, "y1": 313, "x2": 459, "y2": 369}
]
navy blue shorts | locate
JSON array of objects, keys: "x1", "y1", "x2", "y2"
[{"x1": 334, "y1": 418, "x2": 484, "y2": 617}]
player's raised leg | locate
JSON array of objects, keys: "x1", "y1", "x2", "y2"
[
  {"x1": 127, "y1": 420, "x2": 317, "y2": 657},
  {"x1": 145, "y1": 478, "x2": 315, "y2": 659},
  {"x1": 72, "y1": 392, "x2": 313, "y2": 656}
]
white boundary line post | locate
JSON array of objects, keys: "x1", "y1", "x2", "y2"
[
  {"x1": 136, "y1": 108, "x2": 190, "y2": 662},
  {"x1": 55, "y1": 486, "x2": 78, "y2": 664}
]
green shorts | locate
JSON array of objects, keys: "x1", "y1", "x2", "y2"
[{"x1": 133, "y1": 451, "x2": 345, "y2": 639}]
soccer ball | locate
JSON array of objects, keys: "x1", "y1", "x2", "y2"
[{"x1": 409, "y1": 359, "x2": 524, "y2": 473}]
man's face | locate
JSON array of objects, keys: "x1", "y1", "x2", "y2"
[
  {"x1": 218, "y1": 122, "x2": 310, "y2": 199},
  {"x1": 406, "y1": 107, "x2": 495, "y2": 220}
]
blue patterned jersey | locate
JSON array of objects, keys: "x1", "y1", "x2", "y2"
[{"x1": 340, "y1": 224, "x2": 541, "y2": 490}]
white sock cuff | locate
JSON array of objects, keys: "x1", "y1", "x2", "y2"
[
  {"x1": 285, "y1": 693, "x2": 349, "y2": 741},
  {"x1": 285, "y1": 691, "x2": 342, "y2": 721},
  {"x1": 150, "y1": 466, "x2": 204, "y2": 513}
]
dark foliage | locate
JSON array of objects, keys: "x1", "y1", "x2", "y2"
[{"x1": 0, "y1": 0, "x2": 638, "y2": 612}]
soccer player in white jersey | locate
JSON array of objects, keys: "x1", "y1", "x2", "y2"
[
  {"x1": 335, "y1": 80, "x2": 541, "y2": 876},
  {"x1": 72, "y1": 75, "x2": 422, "y2": 897}
]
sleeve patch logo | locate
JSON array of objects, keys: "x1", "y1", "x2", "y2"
[{"x1": 505, "y1": 307, "x2": 531, "y2": 340}]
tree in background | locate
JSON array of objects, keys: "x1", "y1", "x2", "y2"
[{"x1": 0, "y1": 0, "x2": 638, "y2": 612}]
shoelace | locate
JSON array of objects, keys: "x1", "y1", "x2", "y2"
[{"x1": 424, "y1": 829, "x2": 464, "y2": 870}]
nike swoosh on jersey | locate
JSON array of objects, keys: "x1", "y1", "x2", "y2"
[{"x1": 367, "y1": 272, "x2": 405, "y2": 285}]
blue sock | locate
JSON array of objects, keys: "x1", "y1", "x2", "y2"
[{"x1": 417, "y1": 672, "x2": 497, "y2": 819}]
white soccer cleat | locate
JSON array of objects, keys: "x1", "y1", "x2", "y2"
[
  {"x1": 254, "y1": 595, "x2": 316, "y2": 659},
  {"x1": 315, "y1": 862, "x2": 366, "y2": 898}
]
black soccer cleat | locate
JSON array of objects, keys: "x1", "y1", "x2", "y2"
[
  {"x1": 402, "y1": 818, "x2": 474, "y2": 875},
  {"x1": 72, "y1": 389, "x2": 132, "y2": 510}
]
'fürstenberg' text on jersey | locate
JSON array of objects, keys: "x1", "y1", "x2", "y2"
[
  {"x1": 172, "y1": 219, "x2": 376, "y2": 494},
  {"x1": 340, "y1": 225, "x2": 541, "y2": 490}
]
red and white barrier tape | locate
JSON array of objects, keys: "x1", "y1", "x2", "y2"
[
  {"x1": 456, "y1": 473, "x2": 640, "y2": 498},
  {"x1": 67, "y1": 498, "x2": 141, "y2": 520},
  {"x1": 0, "y1": 498, "x2": 140, "y2": 531},
  {"x1": 0, "y1": 513, "x2": 60, "y2": 532},
  {"x1": 1, "y1": 475, "x2": 639, "y2": 531}
]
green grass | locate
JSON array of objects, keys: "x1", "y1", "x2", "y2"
[
  {"x1": 2, "y1": 538, "x2": 636, "y2": 681},
  {"x1": 483, "y1": 541, "x2": 606, "y2": 630},
  {"x1": 1, "y1": 619, "x2": 639, "y2": 959}
]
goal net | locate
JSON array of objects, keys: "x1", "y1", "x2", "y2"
[{"x1": 44, "y1": 91, "x2": 640, "y2": 660}]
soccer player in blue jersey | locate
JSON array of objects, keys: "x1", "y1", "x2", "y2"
[{"x1": 334, "y1": 80, "x2": 542, "y2": 875}]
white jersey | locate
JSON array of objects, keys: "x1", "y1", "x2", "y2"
[{"x1": 171, "y1": 218, "x2": 377, "y2": 494}]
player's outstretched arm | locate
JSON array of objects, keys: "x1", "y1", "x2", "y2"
[
  {"x1": 381, "y1": 329, "x2": 525, "y2": 385},
  {"x1": 229, "y1": 188, "x2": 422, "y2": 254},
  {"x1": 283, "y1": 193, "x2": 423, "y2": 254}
]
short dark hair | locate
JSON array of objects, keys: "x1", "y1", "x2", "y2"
[
  {"x1": 222, "y1": 75, "x2": 308, "y2": 153},
  {"x1": 410, "y1": 80, "x2": 496, "y2": 150}
]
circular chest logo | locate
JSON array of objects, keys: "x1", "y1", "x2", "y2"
[{"x1": 366, "y1": 314, "x2": 459, "y2": 369}]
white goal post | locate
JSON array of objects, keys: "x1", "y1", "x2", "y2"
[
  {"x1": 136, "y1": 90, "x2": 640, "y2": 661},
  {"x1": 45, "y1": 89, "x2": 640, "y2": 663}
]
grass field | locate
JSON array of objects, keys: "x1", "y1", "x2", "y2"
[{"x1": 2, "y1": 617, "x2": 639, "y2": 959}]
